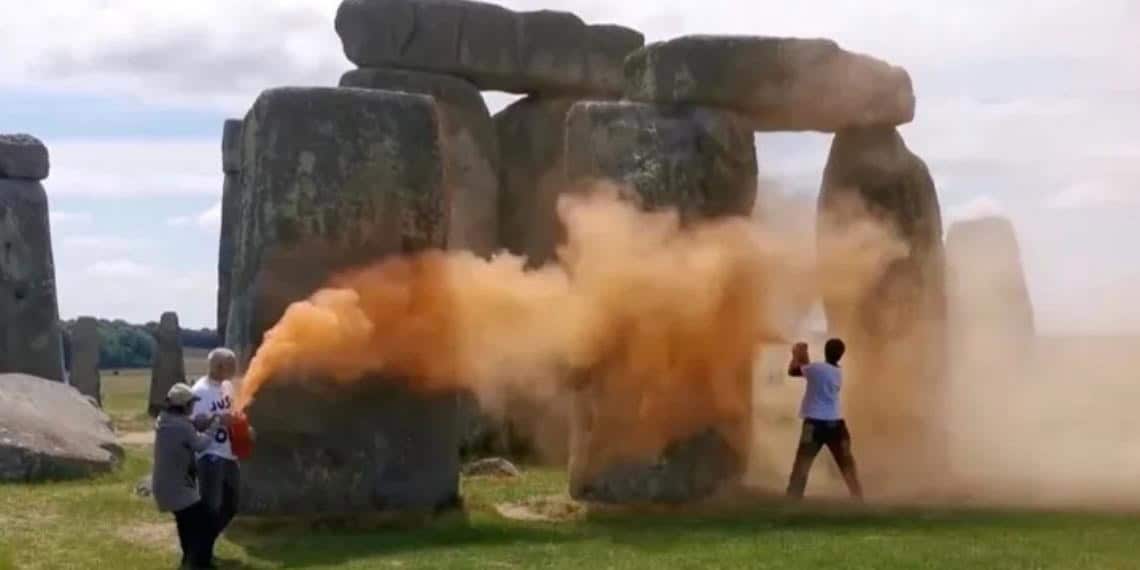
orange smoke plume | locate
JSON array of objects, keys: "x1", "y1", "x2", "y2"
[{"x1": 235, "y1": 185, "x2": 905, "y2": 432}]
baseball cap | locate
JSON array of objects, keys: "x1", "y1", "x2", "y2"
[{"x1": 166, "y1": 383, "x2": 199, "y2": 406}]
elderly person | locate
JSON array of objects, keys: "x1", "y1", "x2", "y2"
[
  {"x1": 152, "y1": 382, "x2": 225, "y2": 569},
  {"x1": 190, "y1": 348, "x2": 242, "y2": 545}
]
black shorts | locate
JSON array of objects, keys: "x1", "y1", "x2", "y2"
[{"x1": 799, "y1": 419, "x2": 851, "y2": 447}]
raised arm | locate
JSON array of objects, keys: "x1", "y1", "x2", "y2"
[{"x1": 787, "y1": 342, "x2": 809, "y2": 377}]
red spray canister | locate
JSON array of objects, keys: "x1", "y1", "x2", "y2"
[{"x1": 229, "y1": 412, "x2": 254, "y2": 460}]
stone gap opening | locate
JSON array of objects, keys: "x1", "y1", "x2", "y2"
[{"x1": 747, "y1": 131, "x2": 847, "y2": 494}]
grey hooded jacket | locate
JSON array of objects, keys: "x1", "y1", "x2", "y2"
[{"x1": 151, "y1": 411, "x2": 220, "y2": 512}]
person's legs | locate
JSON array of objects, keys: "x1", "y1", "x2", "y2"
[
  {"x1": 173, "y1": 505, "x2": 195, "y2": 567},
  {"x1": 825, "y1": 420, "x2": 864, "y2": 500},
  {"x1": 219, "y1": 459, "x2": 240, "y2": 530},
  {"x1": 197, "y1": 455, "x2": 225, "y2": 517},
  {"x1": 174, "y1": 501, "x2": 215, "y2": 568},
  {"x1": 786, "y1": 420, "x2": 824, "y2": 499}
]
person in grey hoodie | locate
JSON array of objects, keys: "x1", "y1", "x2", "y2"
[{"x1": 153, "y1": 382, "x2": 227, "y2": 569}]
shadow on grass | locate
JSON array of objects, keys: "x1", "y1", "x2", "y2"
[{"x1": 229, "y1": 513, "x2": 578, "y2": 568}]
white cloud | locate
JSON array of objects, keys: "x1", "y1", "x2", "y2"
[
  {"x1": 45, "y1": 139, "x2": 220, "y2": 197},
  {"x1": 1047, "y1": 181, "x2": 1139, "y2": 210},
  {"x1": 946, "y1": 195, "x2": 1006, "y2": 224},
  {"x1": 167, "y1": 200, "x2": 222, "y2": 231},
  {"x1": 49, "y1": 210, "x2": 93, "y2": 226},
  {"x1": 62, "y1": 234, "x2": 142, "y2": 253},
  {"x1": 86, "y1": 258, "x2": 155, "y2": 278}
]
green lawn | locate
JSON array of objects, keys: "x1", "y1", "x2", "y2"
[{"x1": 3, "y1": 362, "x2": 1140, "y2": 568}]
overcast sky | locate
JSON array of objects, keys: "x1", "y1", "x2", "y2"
[{"x1": 2, "y1": 0, "x2": 1137, "y2": 333}]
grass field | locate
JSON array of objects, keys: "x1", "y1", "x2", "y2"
[{"x1": 4, "y1": 354, "x2": 1140, "y2": 569}]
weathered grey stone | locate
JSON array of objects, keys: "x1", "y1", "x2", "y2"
[
  {"x1": 70, "y1": 317, "x2": 102, "y2": 405},
  {"x1": 495, "y1": 96, "x2": 578, "y2": 266},
  {"x1": 946, "y1": 216, "x2": 1035, "y2": 364},
  {"x1": 243, "y1": 377, "x2": 460, "y2": 516},
  {"x1": 221, "y1": 118, "x2": 243, "y2": 174},
  {"x1": 340, "y1": 68, "x2": 499, "y2": 256},
  {"x1": 227, "y1": 86, "x2": 459, "y2": 516},
  {"x1": 462, "y1": 457, "x2": 520, "y2": 478},
  {"x1": 147, "y1": 312, "x2": 185, "y2": 417},
  {"x1": 218, "y1": 119, "x2": 244, "y2": 344},
  {"x1": 0, "y1": 373, "x2": 122, "y2": 481},
  {"x1": 571, "y1": 428, "x2": 739, "y2": 503},
  {"x1": 562, "y1": 101, "x2": 756, "y2": 503},
  {"x1": 335, "y1": 0, "x2": 644, "y2": 96},
  {"x1": 135, "y1": 474, "x2": 153, "y2": 497},
  {"x1": 564, "y1": 101, "x2": 758, "y2": 221},
  {"x1": 0, "y1": 179, "x2": 64, "y2": 382},
  {"x1": 817, "y1": 126, "x2": 947, "y2": 492},
  {"x1": 625, "y1": 36, "x2": 915, "y2": 132},
  {"x1": 0, "y1": 134, "x2": 50, "y2": 180}
]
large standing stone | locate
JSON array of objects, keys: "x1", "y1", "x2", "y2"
[
  {"x1": 817, "y1": 126, "x2": 947, "y2": 495},
  {"x1": 217, "y1": 119, "x2": 243, "y2": 345},
  {"x1": 0, "y1": 178, "x2": 64, "y2": 382},
  {"x1": 0, "y1": 134, "x2": 50, "y2": 180},
  {"x1": 0, "y1": 373, "x2": 122, "y2": 481},
  {"x1": 70, "y1": 317, "x2": 102, "y2": 405},
  {"x1": 227, "y1": 87, "x2": 459, "y2": 516},
  {"x1": 335, "y1": 0, "x2": 644, "y2": 96},
  {"x1": 147, "y1": 312, "x2": 185, "y2": 417},
  {"x1": 945, "y1": 216, "x2": 1035, "y2": 362},
  {"x1": 624, "y1": 36, "x2": 915, "y2": 132},
  {"x1": 562, "y1": 101, "x2": 757, "y2": 503},
  {"x1": 564, "y1": 101, "x2": 758, "y2": 221},
  {"x1": 495, "y1": 96, "x2": 578, "y2": 266},
  {"x1": 340, "y1": 68, "x2": 499, "y2": 256}
]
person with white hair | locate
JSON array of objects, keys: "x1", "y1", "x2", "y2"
[{"x1": 190, "y1": 347, "x2": 241, "y2": 555}]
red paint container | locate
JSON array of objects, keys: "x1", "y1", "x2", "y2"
[{"x1": 230, "y1": 413, "x2": 254, "y2": 460}]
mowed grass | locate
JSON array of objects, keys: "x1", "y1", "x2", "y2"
[{"x1": 3, "y1": 356, "x2": 1140, "y2": 568}]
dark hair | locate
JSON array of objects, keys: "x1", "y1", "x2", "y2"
[{"x1": 824, "y1": 338, "x2": 846, "y2": 364}]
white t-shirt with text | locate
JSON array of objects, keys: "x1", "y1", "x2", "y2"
[{"x1": 190, "y1": 376, "x2": 236, "y2": 460}]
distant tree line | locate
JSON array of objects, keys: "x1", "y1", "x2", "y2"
[{"x1": 60, "y1": 318, "x2": 220, "y2": 369}]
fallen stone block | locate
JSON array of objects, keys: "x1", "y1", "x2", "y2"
[{"x1": 0, "y1": 373, "x2": 122, "y2": 481}]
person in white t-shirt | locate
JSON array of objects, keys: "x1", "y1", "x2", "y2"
[
  {"x1": 785, "y1": 338, "x2": 863, "y2": 500},
  {"x1": 190, "y1": 348, "x2": 241, "y2": 552}
]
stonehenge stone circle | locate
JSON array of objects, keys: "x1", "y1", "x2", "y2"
[
  {"x1": 624, "y1": 36, "x2": 915, "y2": 132},
  {"x1": 946, "y1": 216, "x2": 1035, "y2": 365},
  {"x1": 0, "y1": 134, "x2": 64, "y2": 383},
  {"x1": 335, "y1": 0, "x2": 644, "y2": 96},
  {"x1": 340, "y1": 68, "x2": 500, "y2": 256},
  {"x1": 818, "y1": 126, "x2": 948, "y2": 491},
  {"x1": 0, "y1": 134, "x2": 51, "y2": 181},
  {"x1": 227, "y1": 87, "x2": 459, "y2": 516},
  {"x1": 70, "y1": 317, "x2": 102, "y2": 405},
  {"x1": 565, "y1": 101, "x2": 758, "y2": 221},
  {"x1": 147, "y1": 312, "x2": 186, "y2": 417},
  {"x1": 217, "y1": 119, "x2": 243, "y2": 344},
  {"x1": 209, "y1": 0, "x2": 949, "y2": 508},
  {"x1": 0, "y1": 373, "x2": 122, "y2": 481}
]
